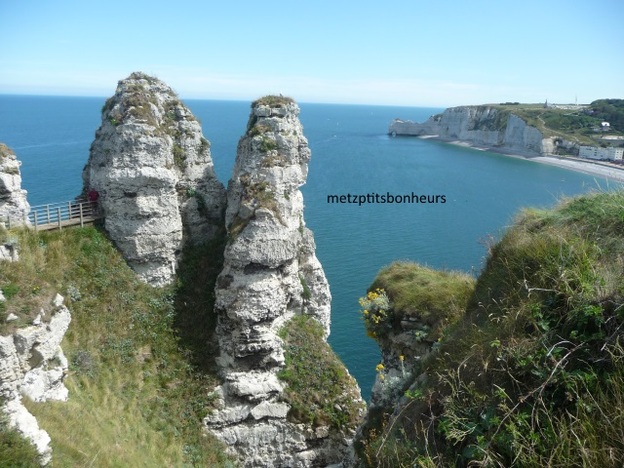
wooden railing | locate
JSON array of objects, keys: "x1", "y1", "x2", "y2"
[{"x1": 27, "y1": 199, "x2": 101, "y2": 231}]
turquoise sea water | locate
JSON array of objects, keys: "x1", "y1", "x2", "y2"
[{"x1": 0, "y1": 95, "x2": 619, "y2": 400}]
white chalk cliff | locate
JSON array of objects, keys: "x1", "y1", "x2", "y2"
[
  {"x1": 82, "y1": 72, "x2": 226, "y2": 286},
  {"x1": 205, "y1": 97, "x2": 362, "y2": 467},
  {"x1": 389, "y1": 106, "x2": 576, "y2": 156},
  {"x1": 0, "y1": 294, "x2": 72, "y2": 466},
  {"x1": 0, "y1": 143, "x2": 30, "y2": 228}
]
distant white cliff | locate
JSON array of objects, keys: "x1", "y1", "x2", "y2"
[{"x1": 389, "y1": 106, "x2": 576, "y2": 156}]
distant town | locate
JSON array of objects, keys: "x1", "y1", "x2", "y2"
[{"x1": 544, "y1": 100, "x2": 623, "y2": 163}]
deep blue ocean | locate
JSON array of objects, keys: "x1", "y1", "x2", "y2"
[{"x1": 1, "y1": 95, "x2": 619, "y2": 401}]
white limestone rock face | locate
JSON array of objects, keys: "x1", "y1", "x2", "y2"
[
  {"x1": 82, "y1": 72, "x2": 226, "y2": 286},
  {"x1": 0, "y1": 143, "x2": 30, "y2": 228},
  {"x1": 389, "y1": 106, "x2": 549, "y2": 156},
  {"x1": 206, "y1": 97, "x2": 358, "y2": 467},
  {"x1": 0, "y1": 294, "x2": 72, "y2": 466}
]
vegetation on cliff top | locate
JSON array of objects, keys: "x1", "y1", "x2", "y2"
[
  {"x1": 0, "y1": 227, "x2": 232, "y2": 467},
  {"x1": 489, "y1": 99, "x2": 624, "y2": 145},
  {"x1": 360, "y1": 189, "x2": 624, "y2": 467},
  {"x1": 278, "y1": 314, "x2": 365, "y2": 431},
  {"x1": 366, "y1": 263, "x2": 474, "y2": 342},
  {"x1": 252, "y1": 95, "x2": 295, "y2": 108}
]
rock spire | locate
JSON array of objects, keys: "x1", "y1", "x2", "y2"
[
  {"x1": 82, "y1": 72, "x2": 226, "y2": 286},
  {"x1": 205, "y1": 97, "x2": 362, "y2": 466}
]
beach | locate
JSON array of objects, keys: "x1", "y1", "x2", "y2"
[
  {"x1": 528, "y1": 156, "x2": 624, "y2": 183},
  {"x1": 425, "y1": 136, "x2": 624, "y2": 184}
]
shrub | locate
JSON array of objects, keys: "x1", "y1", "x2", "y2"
[{"x1": 358, "y1": 288, "x2": 392, "y2": 339}]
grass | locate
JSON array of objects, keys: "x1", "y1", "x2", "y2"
[
  {"x1": 278, "y1": 314, "x2": 365, "y2": 431},
  {"x1": 359, "y1": 189, "x2": 624, "y2": 467},
  {"x1": 0, "y1": 227, "x2": 233, "y2": 466},
  {"x1": 237, "y1": 176, "x2": 280, "y2": 219},
  {"x1": 469, "y1": 107, "x2": 510, "y2": 132},
  {"x1": 252, "y1": 95, "x2": 294, "y2": 108},
  {"x1": 0, "y1": 143, "x2": 14, "y2": 160},
  {"x1": 370, "y1": 262, "x2": 474, "y2": 339}
]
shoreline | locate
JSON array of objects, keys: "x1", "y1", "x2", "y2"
[{"x1": 416, "y1": 135, "x2": 624, "y2": 183}]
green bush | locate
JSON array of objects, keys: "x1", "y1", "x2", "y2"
[{"x1": 252, "y1": 95, "x2": 294, "y2": 108}]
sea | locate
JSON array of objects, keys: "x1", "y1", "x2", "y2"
[{"x1": 1, "y1": 95, "x2": 620, "y2": 401}]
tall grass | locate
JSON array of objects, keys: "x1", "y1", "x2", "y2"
[{"x1": 0, "y1": 227, "x2": 233, "y2": 466}]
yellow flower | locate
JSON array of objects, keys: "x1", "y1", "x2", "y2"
[
  {"x1": 375, "y1": 363, "x2": 385, "y2": 372},
  {"x1": 399, "y1": 355, "x2": 405, "y2": 361}
]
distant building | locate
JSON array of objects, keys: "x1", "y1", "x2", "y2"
[
  {"x1": 579, "y1": 145, "x2": 623, "y2": 161},
  {"x1": 601, "y1": 122, "x2": 611, "y2": 132}
]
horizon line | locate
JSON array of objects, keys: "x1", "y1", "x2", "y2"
[{"x1": 0, "y1": 92, "x2": 606, "y2": 109}]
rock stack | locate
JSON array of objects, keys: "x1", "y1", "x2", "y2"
[
  {"x1": 205, "y1": 97, "x2": 359, "y2": 467},
  {"x1": 82, "y1": 72, "x2": 226, "y2": 286}
]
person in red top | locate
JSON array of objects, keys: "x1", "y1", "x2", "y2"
[{"x1": 87, "y1": 189, "x2": 100, "y2": 217}]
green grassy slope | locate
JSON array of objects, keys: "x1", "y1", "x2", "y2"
[
  {"x1": 360, "y1": 189, "x2": 624, "y2": 467},
  {"x1": 0, "y1": 227, "x2": 233, "y2": 467}
]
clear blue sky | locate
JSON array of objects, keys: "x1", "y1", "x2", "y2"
[{"x1": 1, "y1": 0, "x2": 622, "y2": 106}]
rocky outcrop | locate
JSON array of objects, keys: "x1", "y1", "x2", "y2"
[
  {"x1": 205, "y1": 97, "x2": 361, "y2": 467},
  {"x1": 389, "y1": 106, "x2": 575, "y2": 157},
  {"x1": 0, "y1": 143, "x2": 30, "y2": 228},
  {"x1": 0, "y1": 294, "x2": 72, "y2": 466},
  {"x1": 82, "y1": 72, "x2": 226, "y2": 286}
]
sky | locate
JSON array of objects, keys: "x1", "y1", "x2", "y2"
[{"x1": 0, "y1": 0, "x2": 622, "y2": 107}]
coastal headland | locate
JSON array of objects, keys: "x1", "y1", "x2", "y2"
[{"x1": 391, "y1": 101, "x2": 624, "y2": 183}]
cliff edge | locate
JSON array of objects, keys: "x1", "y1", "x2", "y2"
[
  {"x1": 358, "y1": 190, "x2": 624, "y2": 467},
  {"x1": 0, "y1": 294, "x2": 72, "y2": 466}
]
